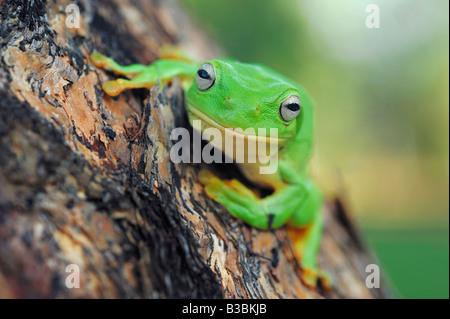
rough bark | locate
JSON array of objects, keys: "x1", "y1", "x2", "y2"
[{"x1": 0, "y1": 0, "x2": 391, "y2": 298}]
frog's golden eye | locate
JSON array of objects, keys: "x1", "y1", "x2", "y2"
[
  {"x1": 196, "y1": 63, "x2": 215, "y2": 91},
  {"x1": 279, "y1": 95, "x2": 301, "y2": 122}
]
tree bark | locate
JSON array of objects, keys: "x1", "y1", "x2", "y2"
[{"x1": 0, "y1": 0, "x2": 391, "y2": 298}]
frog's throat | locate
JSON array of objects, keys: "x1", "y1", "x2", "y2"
[{"x1": 186, "y1": 103, "x2": 290, "y2": 145}]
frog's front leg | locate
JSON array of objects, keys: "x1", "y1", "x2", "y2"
[
  {"x1": 91, "y1": 52, "x2": 149, "y2": 76},
  {"x1": 199, "y1": 169, "x2": 330, "y2": 288},
  {"x1": 199, "y1": 170, "x2": 305, "y2": 230},
  {"x1": 90, "y1": 52, "x2": 198, "y2": 96}
]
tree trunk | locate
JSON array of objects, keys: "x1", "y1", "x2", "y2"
[{"x1": 0, "y1": 0, "x2": 391, "y2": 299}]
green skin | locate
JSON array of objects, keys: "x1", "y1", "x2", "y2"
[{"x1": 91, "y1": 51, "x2": 326, "y2": 287}]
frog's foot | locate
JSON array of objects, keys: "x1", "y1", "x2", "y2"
[
  {"x1": 199, "y1": 169, "x2": 256, "y2": 198},
  {"x1": 199, "y1": 170, "x2": 257, "y2": 206},
  {"x1": 102, "y1": 75, "x2": 157, "y2": 96},
  {"x1": 300, "y1": 266, "x2": 332, "y2": 291},
  {"x1": 198, "y1": 169, "x2": 270, "y2": 228}
]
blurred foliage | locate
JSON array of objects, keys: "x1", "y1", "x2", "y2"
[
  {"x1": 366, "y1": 228, "x2": 449, "y2": 299},
  {"x1": 181, "y1": 0, "x2": 449, "y2": 298}
]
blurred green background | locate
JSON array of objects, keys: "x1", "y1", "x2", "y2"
[{"x1": 181, "y1": 0, "x2": 449, "y2": 298}]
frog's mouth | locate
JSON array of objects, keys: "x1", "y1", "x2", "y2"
[{"x1": 186, "y1": 102, "x2": 289, "y2": 146}]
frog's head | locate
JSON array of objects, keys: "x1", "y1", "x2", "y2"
[{"x1": 185, "y1": 58, "x2": 305, "y2": 145}]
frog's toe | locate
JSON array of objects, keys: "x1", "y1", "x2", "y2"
[
  {"x1": 198, "y1": 170, "x2": 224, "y2": 199},
  {"x1": 198, "y1": 169, "x2": 216, "y2": 185},
  {"x1": 228, "y1": 179, "x2": 256, "y2": 198},
  {"x1": 90, "y1": 52, "x2": 109, "y2": 68},
  {"x1": 203, "y1": 176, "x2": 228, "y2": 199},
  {"x1": 204, "y1": 184, "x2": 223, "y2": 202},
  {"x1": 301, "y1": 267, "x2": 332, "y2": 291},
  {"x1": 102, "y1": 81, "x2": 123, "y2": 97},
  {"x1": 202, "y1": 177, "x2": 242, "y2": 206}
]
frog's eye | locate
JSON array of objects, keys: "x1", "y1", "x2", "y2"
[
  {"x1": 196, "y1": 63, "x2": 215, "y2": 91},
  {"x1": 279, "y1": 95, "x2": 301, "y2": 122}
]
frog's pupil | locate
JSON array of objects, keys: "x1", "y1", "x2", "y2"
[
  {"x1": 286, "y1": 103, "x2": 300, "y2": 112},
  {"x1": 198, "y1": 69, "x2": 210, "y2": 79}
]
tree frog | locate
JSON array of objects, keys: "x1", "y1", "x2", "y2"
[{"x1": 90, "y1": 48, "x2": 329, "y2": 288}]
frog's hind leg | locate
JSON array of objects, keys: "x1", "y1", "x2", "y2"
[
  {"x1": 287, "y1": 180, "x2": 331, "y2": 289},
  {"x1": 91, "y1": 52, "x2": 148, "y2": 76},
  {"x1": 292, "y1": 217, "x2": 322, "y2": 262}
]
